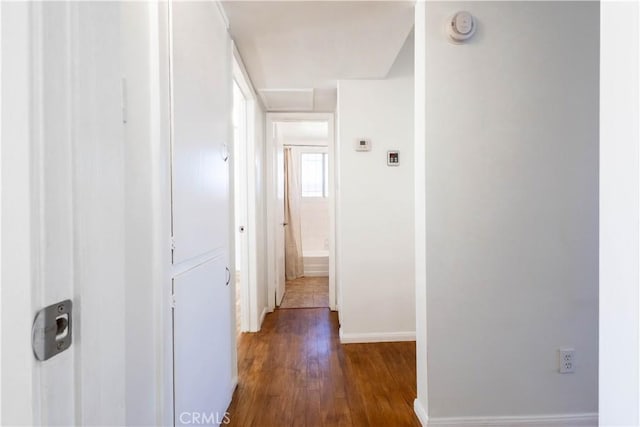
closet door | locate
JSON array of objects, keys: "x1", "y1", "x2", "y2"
[
  {"x1": 169, "y1": 0, "x2": 234, "y2": 424},
  {"x1": 173, "y1": 258, "x2": 232, "y2": 426},
  {"x1": 171, "y1": 0, "x2": 231, "y2": 264}
]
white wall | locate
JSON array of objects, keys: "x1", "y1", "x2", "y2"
[
  {"x1": 301, "y1": 197, "x2": 329, "y2": 253},
  {"x1": 337, "y1": 34, "x2": 415, "y2": 343},
  {"x1": 599, "y1": 2, "x2": 640, "y2": 426},
  {"x1": 416, "y1": 1, "x2": 599, "y2": 422}
]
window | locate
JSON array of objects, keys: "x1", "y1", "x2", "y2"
[{"x1": 301, "y1": 152, "x2": 329, "y2": 198}]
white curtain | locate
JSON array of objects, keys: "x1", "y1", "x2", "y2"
[{"x1": 284, "y1": 147, "x2": 304, "y2": 280}]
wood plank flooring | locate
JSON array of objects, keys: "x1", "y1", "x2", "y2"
[
  {"x1": 226, "y1": 308, "x2": 420, "y2": 427},
  {"x1": 280, "y1": 276, "x2": 330, "y2": 309}
]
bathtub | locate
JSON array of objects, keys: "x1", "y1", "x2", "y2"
[{"x1": 303, "y1": 250, "x2": 329, "y2": 277}]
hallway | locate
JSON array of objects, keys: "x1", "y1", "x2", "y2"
[
  {"x1": 226, "y1": 308, "x2": 420, "y2": 426},
  {"x1": 1, "y1": 1, "x2": 619, "y2": 426}
]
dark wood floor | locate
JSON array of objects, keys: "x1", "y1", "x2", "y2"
[{"x1": 226, "y1": 308, "x2": 420, "y2": 427}]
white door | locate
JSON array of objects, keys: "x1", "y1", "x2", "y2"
[
  {"x1": 173, "y1": 258, "x2": 232, "y2": 426},
  {"x1": 275, "y1": 131, "x2": 287, "y2": 305},
  {"x1": 32, "y1": 3, "x2": 82, "y2": 424},
  {"x1": 170, "y1": 0, "x2": 231, "y2": 265},
  {"x1": 169, "y1": 0, "x2": 235, "y2": 423},
  {"x1": 2, "y1": 2, "x2": 128, "y2": 425}
]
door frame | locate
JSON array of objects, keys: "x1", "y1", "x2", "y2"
[
  {"x1": 231, "y1": 44, "x2": 262, "y2": 332},
  {"x1": 1, "y1": 2, "x2": 38, "y2": 424},
  {"x1": 156, "y1": 2, "x2": 174, "y2": 424},
  {"x1": 265, "y1": 112, "x2": 337, "y2": 311},
  {"x1": 231, "y1": 78, "x2": 250, "y2": 333}
]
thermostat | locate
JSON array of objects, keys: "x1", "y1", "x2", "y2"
[
  {"x1": 387, "y1": 150, "x2": 400, "y2": 166},
  {"x1": 355, "y1": 138, "x2": 371, "y2": 152},
  {"x1": 448, "y1": 11, "x2": 476, "y2": 42}
]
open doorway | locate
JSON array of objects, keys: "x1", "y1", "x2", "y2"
[
  {"x1": 281, "y1": 139, "x2": 330, "y2": 308},
  {"x1": 232, "y1": 80, "x2": 249, "y2": 333},
  {"x1": 231, "y1": 49, "x2": 265, "y2": 334},
  {"x1": 266, "y1": 114, "x2": 337, "y2": 312}
]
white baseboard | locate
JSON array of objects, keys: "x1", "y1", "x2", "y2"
[
  {"x1": 258, "y1": 307, "x2": 269, "y2": 330},
  {"x1": 224, "y1": 377, "x2": 238, "y2": 413},
  {"x1": 304, "y1": 270, "x2": 329, "y2": 277},
  {"x1": 414, "y1": 399, "x2": 429, "y2": 426},
  {"x1": 339, "y1": 328, "x2": 416, "y2": 343},
  {"x1": 426, "y1": 413, "x2": 598, "y2": 427}
]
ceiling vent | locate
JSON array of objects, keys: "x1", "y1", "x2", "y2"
[{"x1": 259, "y1": 89, "x2": 314, "y2": 112}]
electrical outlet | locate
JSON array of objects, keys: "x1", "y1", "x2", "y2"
[{"x1": 559, "y1": 348, "x2": 575, "y2": 373}]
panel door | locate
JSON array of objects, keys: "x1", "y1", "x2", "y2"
[
  {"x1": 27, "y1": 2, "x2": 126, "y2": 425},
  {"x1": 170, "y1": 0, "x2": 231, "y2": 264},
  {"x1": 169, "y1": 0, "x2": 234, "y2": 425},
  {"x1": 174, "y1": 258, "x2": 233, "y2": 426}
]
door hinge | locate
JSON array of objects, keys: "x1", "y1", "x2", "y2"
[
  {"x1": 170, "y1": 293, "x2": 176, "y2": 309},
  {"x1": 170, "y1": 236, "x2": 175, "y2": 252}
]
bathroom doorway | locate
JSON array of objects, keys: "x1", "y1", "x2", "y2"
[
  {"x1": 265, "y1": 113, "x2": 337, "y2": 311},
  {"x1": 281, "y1": 144, "x2": 330, "y2": 308}
]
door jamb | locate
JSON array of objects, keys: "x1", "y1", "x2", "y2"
[
  {"x1": 0, "y1": 2, "x2": 38, "y2": 424},
  {"x1": 157, "y1": 2, "x2": 175, "y2": 425},
  {"x1": 232, "y1": 44, "x2": 261, "y2": 332}
]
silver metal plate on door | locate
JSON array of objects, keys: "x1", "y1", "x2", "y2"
[{"x1": 32, "y1": 299, "x2": 72, "y2": 361}]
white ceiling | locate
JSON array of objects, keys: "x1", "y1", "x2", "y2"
[{"x1": 222, "y1": 1, "x2": 415, "y2": 112}]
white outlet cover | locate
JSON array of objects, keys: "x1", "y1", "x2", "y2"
[{"x1": 559, "y1": 348, "x2": 575, "y2": 374}]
